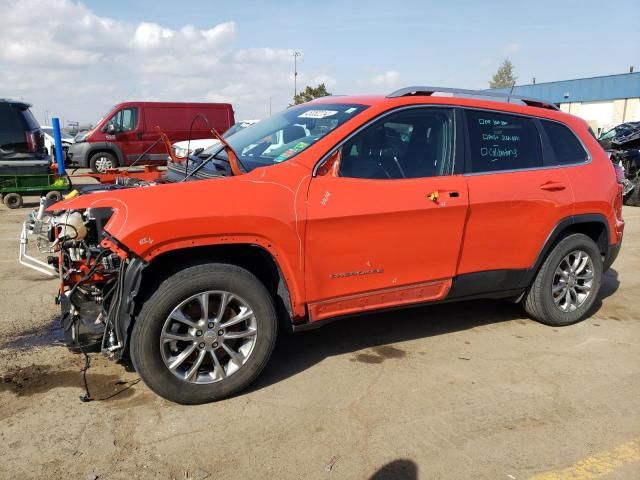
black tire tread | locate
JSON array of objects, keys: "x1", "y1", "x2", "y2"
[
  {"x1": 130, "y1": 263, "x2": 277, "y2": 404},
  {"x1": 89, "y1": 151, "x2": 117, "y2": 173},
  {"x1": 523, "y1": 233, "x2": 602, "y2": 326}
]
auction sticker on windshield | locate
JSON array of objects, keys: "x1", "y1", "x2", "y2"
[{"x1": 298, "y1": 110, "x2": 338, "y2": 119}]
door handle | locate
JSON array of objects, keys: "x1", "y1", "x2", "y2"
[
  {"x1": 136, "y1": 132, "x2": 143, "y2": 140},
  {"x1": 426, "y1": 190, "x2": 460, "y2": 202},
  {"x1": 539, "y1": 181, "x2": 566, "y2": 191}
]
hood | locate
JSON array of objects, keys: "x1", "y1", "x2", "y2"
[{"x1": 45, "y1": 160, "x2": 310, "y2": 260}]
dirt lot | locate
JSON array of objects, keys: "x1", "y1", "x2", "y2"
[{"x1": 0, "y1": 197, "x2": 639, "y2": 479}]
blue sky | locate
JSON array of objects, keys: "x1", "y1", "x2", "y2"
[
  {"x1": 85, "y1": 0, "x2": 640, "y2": 87},
  {"x1": 1, "y1": 0, "x2": 638, "y2": 123}
]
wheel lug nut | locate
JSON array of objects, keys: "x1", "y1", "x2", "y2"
[
  {"x1": 198, "y1": 342, "x2": 205, "y2": 349},
  {"x1": 196, "y1": 330, "x2": 203, "y2": 337},
  {"x1": 218, "y1": 330, "x2": 224, "y2": 336},
  {"x1": 213, "y1": 342, "x2": 218, "y2": 348},
  {"x1": 208, "y1": 322, "x2": 214, "y2": 328}
]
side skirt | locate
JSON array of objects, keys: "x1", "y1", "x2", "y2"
[{"x1": 294, "y1": 269, "x2": 528, "y2": 332}]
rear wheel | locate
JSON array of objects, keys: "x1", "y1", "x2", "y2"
[
  {"x1": 89, "y1": 152, "x2": 117, "y2": 173},
  {"x1": 523, "y1": 233, "x2": 602, "y2": 326},
  {"x1": 3, "y1": 192, "x2": 23, "y2": 209},
  {"x1": 130, "y1": 263, "x2": 278, "y2": 404}
]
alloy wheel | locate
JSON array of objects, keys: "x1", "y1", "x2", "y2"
[
  {"x1": 551, "y1": 250, "x2": 594, "y2": 312},
  {"x1": 160, "y1": 291, "x2": 257, "y2": 384},
  {"x1": 94, "y1": 156, "x2": 113, "y2": 172}
]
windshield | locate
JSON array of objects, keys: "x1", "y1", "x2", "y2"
[
  {"x1": 222, "y1": 121, "x2": 257, "y2": 138},
  {"x1": 209, "y1": 103, "x2": 368, "y2": 172}
]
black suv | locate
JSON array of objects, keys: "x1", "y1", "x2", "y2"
[{"x1": 0, "y1": 99, "x2": 49, "y2": 175}]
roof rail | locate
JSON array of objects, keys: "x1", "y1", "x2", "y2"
[{"x1": 386, "y1": 86, "x2": 559, "y2": 111}]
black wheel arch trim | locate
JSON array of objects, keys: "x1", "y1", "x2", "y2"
[
  {"x1": 86, "y1": 142, "x2": 124, "y2": 167},
  {"x1": 527, "y1": 213, "x2": 610, "y2": 284},
  {"x1": 110, "y1": 244, "x2": 296, "y2": 358}
]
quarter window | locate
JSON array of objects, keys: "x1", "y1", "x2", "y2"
[
  {"x1": 541, "y1": 120, "x2": 588, "y2": 165},
  {"x1": 465, "y1": 110, "x2": 542, "y2": 172},
  {"x1": 339, "y1": 108, "x2": 454, "y2": 179}
]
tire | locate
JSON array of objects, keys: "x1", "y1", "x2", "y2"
[
  {"x1": 130, "y1": 263, "x2": 278, "y2": 404},
  {"x1": 523, "y1": 233, "x2": 602, "y2": 326},
  {"x1": 89, "y1": 152, "x2": 117, "y2": 173},
  {"x1": 45, "y1": 190, "x2": 63, "y2": 204},
  {"x1": 3, "y1": 192, "x2": 23, "y2": 209}
]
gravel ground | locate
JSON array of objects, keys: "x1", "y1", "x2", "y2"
[{"x1": 0, "y1": 195, "x2": 639, "y2": 479}]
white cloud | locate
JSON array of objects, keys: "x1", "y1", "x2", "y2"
[
  {"x1": 503, "y1": 43, "x2": 521, "y2": 55},
  {"x1": 0, "y1": 0, "x2": 327, "y2": 123},
  {"x1": 369, "y1": 70, "x2": 401, "y2": 88}
]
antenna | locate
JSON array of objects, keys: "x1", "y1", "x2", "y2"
[{"x1": 507, "y1": 81, "x2": 516, "y2": 103}]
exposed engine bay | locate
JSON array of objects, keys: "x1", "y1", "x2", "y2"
[{"x1": 20, "y1": 198, "x2": 127, "y2": 353}]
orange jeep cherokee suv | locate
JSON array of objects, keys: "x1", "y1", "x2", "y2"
[{"x1": 22, "y1": 87, "x2": 625, "y2": 404}]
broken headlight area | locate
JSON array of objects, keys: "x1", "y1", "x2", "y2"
[{"x1": 20, "y1": 198, "x2": 129, "y2": 354}]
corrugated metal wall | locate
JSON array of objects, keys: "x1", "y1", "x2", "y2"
[{"x1": 491, "y1": 72, "x2": 640, "y2": 104}]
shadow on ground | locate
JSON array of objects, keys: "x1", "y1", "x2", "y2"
[
  {"x1": 370, "y1": 459, "x2": 418, "y2": 479},
  {"x1": 251, "y1": 269, "x2": 620, "y2": 393}
]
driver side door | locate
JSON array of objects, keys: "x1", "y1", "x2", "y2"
[
  {"x1": 105, "y1": 107, "x2": 143, "y2": 165},
  {"x1": 304, "y1": 107, "x2": 469, "y2": 322}
]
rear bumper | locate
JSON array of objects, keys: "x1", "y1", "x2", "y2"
[{"x1": 604, "y1": 241, "x2": 622, "y2": 271}]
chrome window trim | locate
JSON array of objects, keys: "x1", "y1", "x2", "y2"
[
  {"x1": 461, "y1": 106, "x2": 592, "y2": 177},
  {"x1": 311, "y1": 104, "x2": 457, "y2": 178}
]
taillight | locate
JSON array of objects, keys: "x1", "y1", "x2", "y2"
[
  {"x1": 25, "y1": 131, "x2": 36, "y2": 152},
  {"x1": 35, "y1": 130, "x2": 45, "y2": 153},
  {"x1": 612, "y1": 162, "x2": 625, "y2": 184},
  {"x1": 25, "y1": 130, "x2": 45, "y2": 153}
]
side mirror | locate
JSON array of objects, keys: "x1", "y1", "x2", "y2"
[{"x1": 105, "y1": 124, "x2": 116, "y2": 134}]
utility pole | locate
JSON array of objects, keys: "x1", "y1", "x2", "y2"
[{"x1": 292, "y1": 50, "x2": 301, "y2": 103}]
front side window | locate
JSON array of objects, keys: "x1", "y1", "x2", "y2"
[
  {"x1": 210, "y1": 103, "x2": 368, "y2": 172},
  {"x1": 541, "y1": 120, "x2": 588, "y2": 165},
  {"x1": 466, "y1": 110, "x2": 542, "y2": 173},
  {"x1": 339, "y1": 108, "x2": 454, "y2": 179},
  {"x1": 106, "y1": 107, "x2": 138, "y2": 133}
]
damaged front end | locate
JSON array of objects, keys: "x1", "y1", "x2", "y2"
[{"x1": 20, "y1": 197, "x2": 143, "y2": 357}]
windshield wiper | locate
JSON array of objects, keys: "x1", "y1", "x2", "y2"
[
  {"x1": 209, "y1": 128, "x2": 246, "y2": 175},
  {"x1": 181, "y1": 144, "x2": 225, "y2": 181}
]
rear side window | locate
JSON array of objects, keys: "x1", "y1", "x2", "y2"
[
  {"x1": 0, "y1": 103, "x2": 27, "y2": 151},
  {"x1": 21, "y1": 108, "x2": 39, "y2": 130},
  {"x1": 541, "y1": 120, "x2": 589, "y2": 165},
  {"x1": 465, "y1": 110, "x2": 542, "y2": 172}
]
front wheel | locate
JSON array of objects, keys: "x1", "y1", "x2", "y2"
[
  {"x1": 130, "y1": 263, "x2": 277, "y2": 404},
  {"x1": 523, "y1": 233, "x2": 602, "y2": 326},
  {"x1": 89, "y1": 152, "x2": 117, "y2": 173}
]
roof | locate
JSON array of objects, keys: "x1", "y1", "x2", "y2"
[
  {"x1": 0, "y1": 98, "x2": 31, "y2": 109},
  {"x1": 490, "y1": 72, "x2": 640, "y2": 104},
  {"x1": 386, "y1": 86, "x2": 558, "y2": 110},
  {"x1": 309, "y1": 93, "x2": 580, "y2": 124}
]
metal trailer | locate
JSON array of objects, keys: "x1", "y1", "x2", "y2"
[{"x1": 0, "y1": 173, "x2": 71, "y2": 209}]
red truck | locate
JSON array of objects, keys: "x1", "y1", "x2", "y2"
[{"x1": 67, "y1": 102, "x2": 234, "y2": 172}]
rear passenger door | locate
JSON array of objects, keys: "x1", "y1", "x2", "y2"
[{"x1": 456, "y1": 109, "x2": 574, "y2": 276}]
